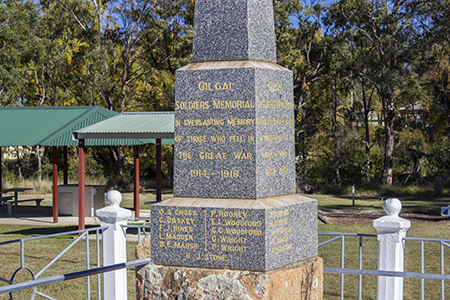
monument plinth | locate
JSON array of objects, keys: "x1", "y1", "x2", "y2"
[
  {"x1": 138, "y1": 0, "x2": 322, "y2": 298},
  {"x1": 173, "y1": 60, "x2": 295, "y2": 199}
]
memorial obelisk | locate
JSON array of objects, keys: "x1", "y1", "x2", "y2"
[{"x1": 137, "y1": 0, "x2": 323, "y2": 298}]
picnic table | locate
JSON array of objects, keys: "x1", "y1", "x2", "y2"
[{"x1": 0, "y1": 188, "x2": 43, "y2": 213}]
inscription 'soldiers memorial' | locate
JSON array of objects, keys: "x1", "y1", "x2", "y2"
[{"x1": 150, "y1": 0, "x2": 318, "y2": 272}]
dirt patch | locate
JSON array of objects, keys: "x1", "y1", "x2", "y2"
[{"x1": 318, "y1": 209, "x2": 450, "y2": 224}]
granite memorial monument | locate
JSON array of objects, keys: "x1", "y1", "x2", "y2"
[{"x1": 137, "y1": 1, "x2": 323, "y2": 298}]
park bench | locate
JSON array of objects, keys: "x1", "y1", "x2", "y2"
[
  {"x1": 13, "y1": 198, "x2": 45, "y2": 212},
  {"x1": 0, "y1": 196, "x2": 13, "y2": 203}
]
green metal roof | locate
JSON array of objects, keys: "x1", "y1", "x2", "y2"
[
  {"x1": 74, "y1": 112, "x2": 174, "y2": 145},
  {"x1": 0, "y1": 106, "x2": 119, "y2": 146}
]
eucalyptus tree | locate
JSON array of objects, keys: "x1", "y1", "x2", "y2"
[
  {"x1": 29, "y1": 0, "x2": 193, "y2": 175},
  {"x1": 0, "y1": 0, "x2": 43, "y2": 106},
  {"x1": 274, "y1": 0, "x2": 335, "y2": 182},
  {"x1": 327, "y1": 0, "x2": 423, "y2": 184},
  {"x1": 413, "y1": 0, "x2": 450, "y2": 138}
]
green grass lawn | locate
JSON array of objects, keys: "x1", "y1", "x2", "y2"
[
  {"x1": 2, "y1": 191, "x2": 450, "y2": 299},
  {"x1": 311, "y1": 193, "x2": 450, "y2": 212},
  {"x1": 0, "y1": 225, "x2": 139, "y2": 299},
  {"x1": 319, "y1": 223, "x2": 450, "y2": 299}
]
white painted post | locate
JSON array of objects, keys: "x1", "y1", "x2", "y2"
[
  {"x1": 373, "y1": 198, "x2": 411, "y2": 300},
  {"x1": 96, "y1": 190, "x2": 131, "y2": 300}
]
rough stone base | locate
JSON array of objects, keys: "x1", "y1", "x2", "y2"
[{"x1": 135, "y1": 241, "x2": 322, "y2": 300}]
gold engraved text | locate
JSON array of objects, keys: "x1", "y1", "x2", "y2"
[
  {"x1": 159, "y1": 241, "x2": 199, "y2": 249},
  {"x1": 221, "y1": 244, "x2": 248, "y2": 252},
  {"x1": 211, "y1": 136, "x2": 226, "y2": 142},
  {"x1": 270, "y1": 209, "x2": 290, "y2": 218},
  {"x1": 256, "y1": 118, "x2": 294, "y2": 126},
  {"x1": 213, "y1": 100, "x2": 254, "y2": 109},
  {"x1": 270, "y1": 218, "x2": 288, "y2": 227},
  {"x1": 175, "y1": 101, "x2": 209, "y2": 110},
  {"x1": 198, "y1": 81, "x2": 232, "y2": 91},
  {"x1": 233, "y1": 152, "x2": 252, "y2": 160},
  {"x1": 268, "y1": 81, "x2": 282, "y2": 91},
  {"x1": 259, "y1": 135, "x2": 293, "y2": 142},
  {"x1": 184, "y1": 119, "x2": 224, "y2": 126},
  {"x1": 186, "y1": 136, "x2": 207, "y2": 142},
  {"x1": 199, "y1": 152, "x2": 226, "y2": 159},
  {"x1": 227, "y1": 118, "x2": 255, "y2": 126},
  {"x1": 257, "y1": 100, "x2": 292, "y2": 109},
  {"x1": 271, "y1": 244, "x2": 293, "y2": 254},
  {"x1": 211, "y1": 210, "x2": 248, "y2": 218},
  {"x1": 270, "y1": 236, "x2": 289, "y2": 245},
  {"x1": 177, "y1": 151, "x2": 192, "y2": 159},
  {"x1": 271, "y1": 226, "x2": 292, "y2": 236},
  {"x1": 229, "y1": 135, "x2": 244, "y2": 142}
]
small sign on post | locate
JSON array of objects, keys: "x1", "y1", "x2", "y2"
[{"x1": 352, "y1": 186, "x2": 355, "y2": 206}]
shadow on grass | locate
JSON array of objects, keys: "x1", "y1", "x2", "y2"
[
  {"x1": 324, "y1": 195, "x2": 450, "y2": 211},
  {"x1": 1, "y1": 225, "x2": 100, "y2": 237},
  {"x1": 319, "y1": 204, "x2": 383, "y2": 210}
]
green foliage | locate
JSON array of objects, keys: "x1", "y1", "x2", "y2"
[
  {"x1": 428, "y1": 138, "x2": 450, "y2": 182},
  {"x1": 2, "y1": 0, "x2": 450, "y2": 190}
]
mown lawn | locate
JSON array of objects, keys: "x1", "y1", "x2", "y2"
[
  {"x1": 0, "y1": 225, "x2": 139, "y2": 299},
  {"x1": 319, "y1": 223, "x2": 450, "y2": 299},
  {"x1": 1, "y1": 192, "x2": 450, "y2": 299}
]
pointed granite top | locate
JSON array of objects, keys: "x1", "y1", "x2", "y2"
[{"x1": 192, "y1": 0, "x2": 277, "y2": 63}]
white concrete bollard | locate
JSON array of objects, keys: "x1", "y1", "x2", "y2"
[
  {"x1": 373, "y1": 198, "x2": 411, "y2": 300},
  {"x1": 96, "y1": 190, "x2": 131, "y2": 300}
]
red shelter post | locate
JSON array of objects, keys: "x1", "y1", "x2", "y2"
[
  {"x1": 0, "y1": 147, "x2": 2, "y2": 196},
  {"x1": 52, "y1": 146, "x2": 58, "y2": 223},
  {"x1": 78, "y1": 139, "x2": 85, "y2": 231},
  {"x1": 63, "y1": 146, "x2": 68, "y2": 185},
  {"x1": 134, "y1": 145, "x2": 140, "y2": 218},
  {"x1": 156, "y1": 139, "x2": 162, "y2": 202}
]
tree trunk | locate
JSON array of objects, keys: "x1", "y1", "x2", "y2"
[
  {"x1": 109, "y1": 145, "x2": 125, "y2": 176},
  {"x1": 332, "y1": 78, "x2": 341, "y2": 185},
  {"x1": 382, "y1": 93, "x2": 395, "y2": 185},
  {"x1": 36, "y1": 145, "x2": 42, "y2": 185},
  {"x1": 361, "y1": 80, "x2": 373, "y2": 181},
  {"x1": 16, "y1": 147, "x2": 22, "y2": 179}
]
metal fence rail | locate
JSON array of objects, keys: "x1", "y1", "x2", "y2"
[
  {"x1": 0, "y1": 226, "x2": 108, "y2": 299},
  {"x1": 123, "y1": 224, "x2": 151, "y2": 243},
  {"x1": 0, "y1": 258, "x2": 150, "y2": 296},
  {"x1": 0, "y1": 223, "x2": 154, "y2": 299},
  {"x1": 319, "y1": 232, "x2": 376, "y2": 300},
  {"x1": 319, "y1": 232, "x2": 450, "y2": 300},
  {"x1": 403, "y1": 237, "x2": 450, "y2": 300}
]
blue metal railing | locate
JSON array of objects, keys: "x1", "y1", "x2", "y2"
[
  {"x1": 319, "y1": 232, "x2": 450, "y2": 300},
  {"x1": 0, "y1": 259, "x2": 150, "y2": 296},
  {"x1": 122, "y1": 224, "x2": 151, "y2": 243},
  {"x1": 0, "y1": 227, "x2": 107, "y2": 299},
  {"x1": 0, "y1": 223, "x2": 154, "y2": 299}
]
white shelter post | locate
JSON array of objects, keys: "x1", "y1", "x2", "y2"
[
  {"x1": 373, "y1": 198, "x2": 411, "y2": 300},
  {"x1": 96, "y1": 190, "x2": 131, "y2": 300}
]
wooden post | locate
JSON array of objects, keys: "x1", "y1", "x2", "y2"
[
  {"x1": 156, "y1": 139, "x2": 162, "y2": 202},
  {"x1": 52, "y1": 146, "x2": 58, "y2": 223},
  {"x1": 134, "y1": 145, "x2": 140, "y2": 218},
  {"x1": 63, "y1": 146, "x2": 68, "y2": 185},
  {"x1": 78, "y1": 139, "x2": 85, "y2": 231},
  {"x1": 0, "y1": 147, "x2": 2, "y2": 196}
]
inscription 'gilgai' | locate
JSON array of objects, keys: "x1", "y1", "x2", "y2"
[{"x1": 198, "y1": 81, "x2": 232, "y2": 91}]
